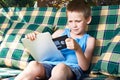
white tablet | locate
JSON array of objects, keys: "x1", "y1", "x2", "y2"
[{"x1": 21, "y1": 32, "x2": 65, "y2": 62}]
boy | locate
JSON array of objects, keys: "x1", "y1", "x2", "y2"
[{"x1": 15, "y1": 0, "x2": 95, "y2": 80}]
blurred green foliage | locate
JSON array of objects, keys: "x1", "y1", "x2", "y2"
[
  {"x1": 0, "y1": 0, "x2": 36, "y2": 7},
  {"x1": 37, "y1": 0, "x2": 71, "y2": 8},
  {"x1": 0, "y1": 0, "x2": 120, "y2": 8}
]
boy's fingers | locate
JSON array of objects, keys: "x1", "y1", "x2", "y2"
[
  {"x1": 31, "y1": 31, "x2": 39, "y2": 40},
  {"x1": 65, "y1": 38, "x2": 72, "y2": 46},
  {"x1": 34, "y1": 31, "x2": 39, "y2": 35},
  {"x1": 25, "y1": 32, "x2": 36, "y2": 41},
  {"x1": 25, "y1": 34, "x2": 30, "y2": 39},
  {"x1": 65, "y1": 38, "x2": 71, "y2": 42},
  {"x1": 31, "y1": 32, "x2": 36, "y2": 38},
  {"x1": 29, "y1": 33, "x2": 34, "y2": 40}
]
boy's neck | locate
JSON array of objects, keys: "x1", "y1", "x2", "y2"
[{"x1": 70, "y1": 31, "x2": 86, "y2": 39}]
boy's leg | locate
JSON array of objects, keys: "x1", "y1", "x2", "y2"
[
  {"x1": 49, "y1": 63, "x2": 74, "y2": 80},
  {"x1": 14, "y1": 61, "x2": 46, "y2": 80}
]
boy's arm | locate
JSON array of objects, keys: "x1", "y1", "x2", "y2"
[
  {"x1": 76, "y1": 36, "x2": 95, "y2": 71},
  {"x1": 65, "y1": 36, "x2": 95, "y2": 71}
]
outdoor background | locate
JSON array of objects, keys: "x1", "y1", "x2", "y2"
[{"x1": 0, "y1": 0, "x2": 120, "y2": 8}]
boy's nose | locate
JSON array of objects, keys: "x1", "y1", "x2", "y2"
[{"x1": 72, "y1": 22, "x2": 77, "y2": 27}]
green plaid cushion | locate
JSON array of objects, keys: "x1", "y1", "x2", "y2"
[
  {"x1": 0, "y1": 22, "x2": 54, "y2": 69},
  {"x1": 0, "y1": 31, "x2": 3, "y2": 44},
  {"x1": 0, "y1": 17, "x2": 12, "y2": 45},
  {"x1": 0, "y1": 7, "x2": 57, "y2": 25},
  {"x1": 86, "y1": 5, "x2": 120, "y2": 73},
  {"x1": 91, "y1": 25, "x2": 120, "y2": 77},
  {"x1": 0, "y1": 67, "x2": 22, "y2": 79},
  {"x1": 0, "y1": 10, "x2": 11, "y2": 25},
  {"x1": 53, "y1": 7, "x2": 67, "y2": 29}
]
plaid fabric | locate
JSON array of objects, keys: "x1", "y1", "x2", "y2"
[
  {"x1": 0, "y1": 9, "x2": 11, "y2": 25},
  {"x1": 86, "y1": 5, "x2": 120, "y2": 73},
  {"x1": 0, "y1": 7, "x2": 57, "y2": 25},
  {"x1": 0, "y1": 21, "x2": 54, "y2": 70},
  {"x1": 0, "y1": 15, "x2": 12, "y2": 45},
  {"x1": 53, "y1": 7, "x2": 67, "y2": 29},
  {"x1": 0, "y1": 7, "x2": 57, "y2": 45},
  {"x1": 0, "y1": 67, "x2": 22, "y2": 79},
  {"x1": 91, "y1": 25, "x2": 120, "y2": 77}
]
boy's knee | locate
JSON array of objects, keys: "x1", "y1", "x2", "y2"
[
  {"x1": 27, "y1": 61, "x2": 40, "y2": 68},
  {"x1": 52, "y1": 63, "x2": 68, "y2": 72},
  {"x1": 28, "y1": 61, "x2": 38, "y2": 65},
  {"x1": 27, "y1": 61, "x2": 45, "y2": 78},
  {"x1": 57, "y1": 63, "x2": 67, "y2": 68},
  {"x1": 50, "y1": 63, "x2": 72, "y2": 80}
]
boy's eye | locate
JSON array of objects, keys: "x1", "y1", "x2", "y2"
[
  {"x1": 68, "y1": 20, "x2": 81, "y2": 23},
  {"x1": 75, "y1": 20, "x2": 81, "y2": 22},
  {"x1": 68, "y1": 20, "x2": 72, "y2": 23}
]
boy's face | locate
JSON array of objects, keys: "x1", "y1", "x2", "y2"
[{"x1": 67, "y1": 11, "x2": 91, "y2": 35}]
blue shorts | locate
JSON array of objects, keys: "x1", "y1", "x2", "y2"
[{"x1": 42, "y1": 63, "x2": 83, "y2": 80}]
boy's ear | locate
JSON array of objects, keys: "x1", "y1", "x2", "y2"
[{"x1": 86, "y1": 16, "x2": 92, "y2": 24}]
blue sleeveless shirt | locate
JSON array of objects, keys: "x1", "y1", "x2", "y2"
[{"x1": 43, "y1": 28, "x2": 90, "y2": 68}]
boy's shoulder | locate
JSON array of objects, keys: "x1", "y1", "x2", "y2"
[
  {"x1": 52, "y1": 29, "x2": 64, "y2": 38},
  {"x1": 87, "y1": 35, "x2": 95, "y2": 45},
  {"x1": 87, "y1": 34, "x2": 95, "y2": 40},
  {"x1": 89, "y1": 35, "x2": 95, "y2": 40}
]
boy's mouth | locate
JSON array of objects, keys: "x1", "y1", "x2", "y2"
[{"x1": 72, "y1": 29, "x2": 79, "y2": 32}]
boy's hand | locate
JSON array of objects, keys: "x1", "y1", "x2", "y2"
[
  {"x1": 65, "y1": 38, "x2": 80, "y2": 50},
  {"x1": 25, "y1": 31, "x2": 39, "y2": 41}
]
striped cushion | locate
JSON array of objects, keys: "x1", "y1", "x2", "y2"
[
  {"x1": 87, "y1": 5, "x2": 120, "y2": 73},
  {"x1": 0, "y1": 67, "x2": 22, "y2": 79},
  {"x1": 91, "y1": 25, "x2": 120, "y2": 77},
  {"x1": 0, "y1": 22, "x2": 54, "y2": 69},
  {"x1": 0, "y1": 7, "x2": 57, "y2": 44},
  {"x1": 0, "y1": 7, "x2": 57, "y2": 25},
  {"x1": 53, "y1": 7, "x2": 67, "y2": 29},
  {"x1": 0, "y1": 19, "x2": 11, "y2": 45}
]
